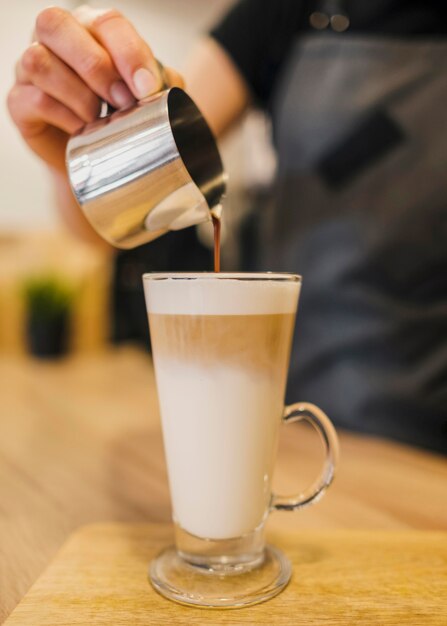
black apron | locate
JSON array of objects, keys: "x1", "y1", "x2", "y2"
[{"x1": 263, "y1": 34, "x2": 447, "y2": 453}]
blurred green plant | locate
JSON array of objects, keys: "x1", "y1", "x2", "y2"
[
  {"x1": 22, "y1": 275, "x2": 76, "y2": 357},
  {"x1": 22, "y1": 275, "x2": 74, "y2": 319}
]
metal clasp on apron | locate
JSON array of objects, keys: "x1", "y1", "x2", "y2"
[{"x1": 309, "y1": 0, "x2": 350, "y2": 32}]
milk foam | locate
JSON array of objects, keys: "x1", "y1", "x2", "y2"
[
  {"x1": 144, "y1": 273, "x2": 300, "y2": 315},
  {"x1": 154, "y1": 359, "x2": 282, "y2": 539}
]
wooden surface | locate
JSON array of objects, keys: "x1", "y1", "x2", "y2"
[
  {"x1": 4, "y1": 523, "x2": 447, "y2": 625},
  {"x1": 1, "y1": 347, "x2": 447, "y2": 623}
]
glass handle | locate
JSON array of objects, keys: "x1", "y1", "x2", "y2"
[{"x1": 271, "y1": 403, "x2": 339, "y2": 512}]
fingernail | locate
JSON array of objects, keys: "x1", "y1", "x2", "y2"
[
  {"x1": 110, "y1": 81, "x2": 134, "y2": 109},
  {"x1": 133, "y1": 67, "x2": 157, "y2": 99}
]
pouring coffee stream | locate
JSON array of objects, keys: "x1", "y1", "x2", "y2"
[{"x1": 211, "y1": 206, "x2": 222, "y2": 273}]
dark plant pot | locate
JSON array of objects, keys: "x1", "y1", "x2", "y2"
[{"x1": 26, "y1": 311, "x2": 69, "y2": 358}]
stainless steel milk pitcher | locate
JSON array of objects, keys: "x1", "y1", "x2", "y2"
[{"x1": 66, "y1": 87, "x2": 226, "y2": 249}]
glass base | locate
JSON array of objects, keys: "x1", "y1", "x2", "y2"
[{"x1": 149, "y1": 544, "x2": 291, "y2": 608}]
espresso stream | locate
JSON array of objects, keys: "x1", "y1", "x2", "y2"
[{"x1": 212, "y1": 213, "x2": 221, "y2": 273}]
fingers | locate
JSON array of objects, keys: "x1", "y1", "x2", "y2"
[
  {"x1": 74, "y1": 5, "x2": 168, "y2": 99},
  {"x1": 11, "y1": 4, "x2": 185, "y2": 154},
  {"x1": 7, "y1": 83, "x2": 84, "y2": 137},
  {"x1": 35, "y1": 6, "x2": 134, "y2": 108},
  {"x1": 17, "y1": 43, "x2": 101, "y2": 123}
]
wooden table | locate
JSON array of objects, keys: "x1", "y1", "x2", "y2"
[{"x1": 1, "y1": 347, "x2": 446, "y2": 623}]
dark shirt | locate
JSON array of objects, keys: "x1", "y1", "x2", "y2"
[{"x1": 211, "y1": 0, "x2": 447, "y2": 108}]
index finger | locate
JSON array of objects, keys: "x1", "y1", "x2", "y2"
[
  {"x1": 74, "y1": 6, "x2": 162, "y2": 100},
  {"x1": 35, "y1": 7, "x2": 133, "y2": 108}
]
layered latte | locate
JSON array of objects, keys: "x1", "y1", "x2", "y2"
[{"x1": 144, "y1": 275, "x2": 299, "y2": 540}]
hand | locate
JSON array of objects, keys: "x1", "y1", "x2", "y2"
[{"x1": 7, "y1": 5, "x2": 184, "y2": 172}]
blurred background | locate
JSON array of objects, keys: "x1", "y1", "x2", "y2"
[{"x1": 0, "y1": 0, "x2": 275, "y2": 356}]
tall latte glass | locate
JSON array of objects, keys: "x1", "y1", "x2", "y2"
[{"x1": 143, "y1": 273, "x2": 338, "y2": 608}]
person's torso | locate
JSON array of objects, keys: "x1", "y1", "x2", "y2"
[{"x1": 263, "y1": 29, "x2": 447, "y2": 452}]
